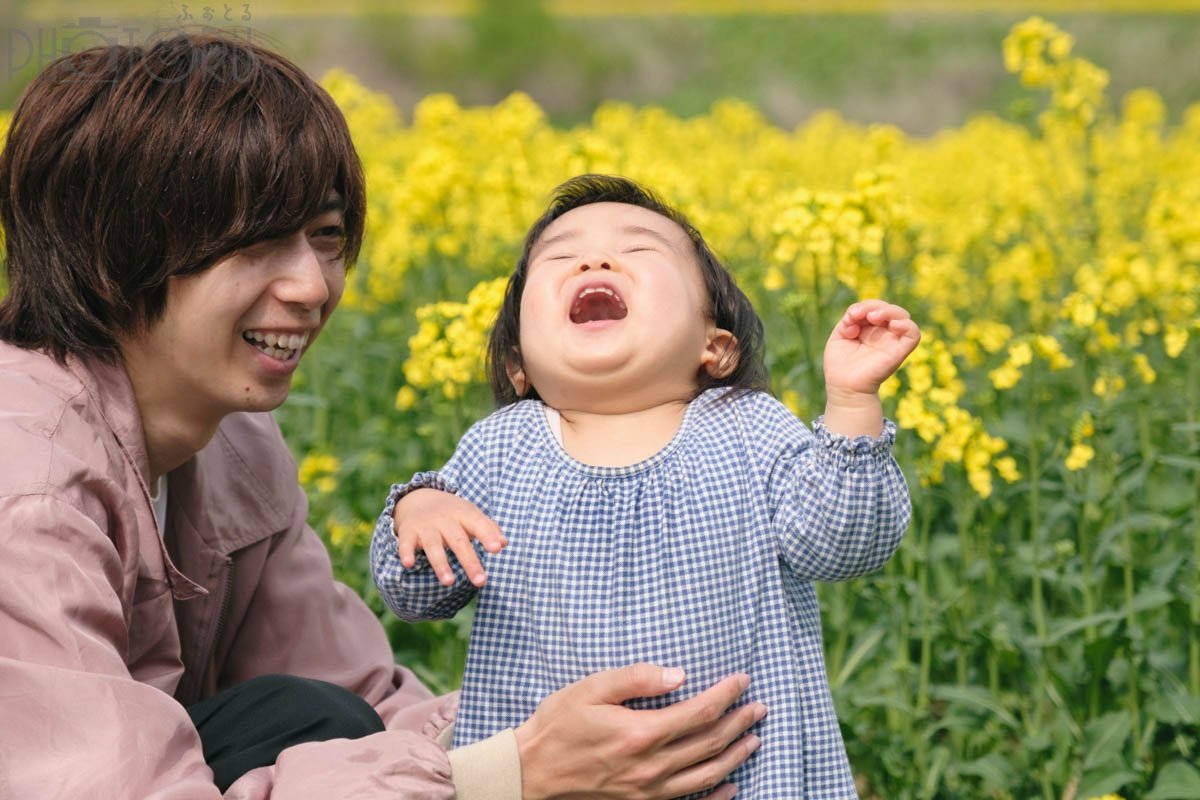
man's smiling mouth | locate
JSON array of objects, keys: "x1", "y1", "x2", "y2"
[{"x1": 243, "y1": 330, "x2": 310, "y2": 361}]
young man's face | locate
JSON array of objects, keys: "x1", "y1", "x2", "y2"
[
  {"x1": 513, "y1": 201, "x2": 731, "y2": 411},
  {"x1": 120, "y1": 204, "x2": 347, "y2": 425}
]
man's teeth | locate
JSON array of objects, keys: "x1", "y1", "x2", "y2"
[{"x1": 243, "y1": 331, "x2": 309, "y2": 360}]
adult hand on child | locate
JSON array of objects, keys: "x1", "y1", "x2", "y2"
[
  {"x1": 392, "y1": 488, "x2": 507, "y2": 587},
  {"x1": 515, "y1": 665, "x2": 765, "y2": 799},
  {"x1": 822, "y1": 299, "x2": 920, "y2": 437}
]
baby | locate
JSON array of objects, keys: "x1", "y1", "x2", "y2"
[{"x1": 372, "y1": 174, "x2": 919, "y2": 798}]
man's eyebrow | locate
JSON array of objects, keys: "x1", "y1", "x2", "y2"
[{"x1": 319, "y1": 194, "x2": 345, "y2": 213}]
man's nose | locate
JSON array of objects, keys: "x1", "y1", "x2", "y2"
[{"x1": 276, "y1": 237, "x2": 331, "y2": 312}]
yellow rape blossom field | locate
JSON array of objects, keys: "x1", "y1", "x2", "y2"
[
  {"x1": 4, "y1": 17, "x2": 1195, "y2": 799},
  {"x1": 288, "y1": 17, "x2": 1200, "y2": 799}
]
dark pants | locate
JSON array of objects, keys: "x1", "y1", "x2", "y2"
[{"x1": 187, "y1": 674, "x2": 386, "y2": 791}]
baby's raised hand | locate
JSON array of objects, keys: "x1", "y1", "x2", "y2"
[
  {"x1": 392, "y1": 488, "x2": 508, "y2": 587},
  {"x1": 824, "y1": 299, "x2": 921, "y2": 396}
]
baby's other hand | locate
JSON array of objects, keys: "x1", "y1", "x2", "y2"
[
  {"x1": 824, "y1": 299, "x2": 921, "y2": 397},
  {"x1": 392, "y1": 488, "x2": 507, "y2": 587}
]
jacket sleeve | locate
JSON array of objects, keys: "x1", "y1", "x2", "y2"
[
  {"x1": 209, "y1": 415, "x2": 518, "y2": 799},
  {"x1": 0, "y1": 492, "x2": 225, "y2": 800},
  {"x1": 746, "y1": 395, "x2": 912, "y2": 581},
  {"x1": 370, "y1": 423, "x2": 494, "y2": 622}
]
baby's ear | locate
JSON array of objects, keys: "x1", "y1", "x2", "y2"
[
  {"x1": 506, "y1": 352, "x2": 529, "y2": 397},
  {"x1": 701, "y1": 328, "x2": 739, "y2": 379}
]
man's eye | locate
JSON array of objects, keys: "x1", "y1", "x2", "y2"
[{"x1": 312, "y1": 225, "x2": 345, "y2": 239}]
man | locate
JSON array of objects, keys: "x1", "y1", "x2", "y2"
[{"x1": 0, "y1": 32, "x2": 761, "y2": 799}]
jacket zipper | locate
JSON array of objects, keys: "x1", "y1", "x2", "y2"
[{"x1": 211, "y1": 556, "x2": 235, "y2": 658}]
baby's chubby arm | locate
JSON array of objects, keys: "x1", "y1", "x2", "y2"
[
  {"x1": 764, "y1": 299, "x2": 920, "y2": 581},
  {"x1": 391, "y1": 486, "x2": 507, "y2": 587},
  {"x1": 371, "y1": 484, "x2": 506, "y2": 620},
  {"x1": 370, "y1": 447, "x2": 507, "y2": 621},
  {"x1": 822, "y1": 299, "x2": 921, "y2": 437}
]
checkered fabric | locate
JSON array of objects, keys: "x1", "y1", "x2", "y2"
[{"x1": 371, "y1": 388, "x2": 911, "y2": 799}]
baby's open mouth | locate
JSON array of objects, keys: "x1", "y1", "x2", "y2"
[{"x1": 569, "y1": 286, "x2": 628, "y2": 324}]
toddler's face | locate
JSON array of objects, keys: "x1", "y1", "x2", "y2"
[{"x1": 513, "y1": 202, "x2": 729, "y2": 411}]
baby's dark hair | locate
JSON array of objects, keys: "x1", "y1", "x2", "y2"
[{"x1": 486, "y1": 174, "x2": 768, "y2": 407}]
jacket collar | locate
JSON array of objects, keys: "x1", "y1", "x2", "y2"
[
  {"x1": 64, "y1": 355, "x2": 288, "y2": 587},
  {"x1": 67, "y1": 354, "x2": 154, "y2": 490}
]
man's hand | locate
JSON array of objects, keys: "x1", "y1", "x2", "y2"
[
  {"x1": 514, "y1": 664, "x2": 765, "y2": 799},
  {"x1": 392, "y1": 488, "x2": 507, "y2": 587}
]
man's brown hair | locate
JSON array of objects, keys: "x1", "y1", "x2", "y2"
[{"x1": 0, "y1": 33, "x2": 365, "y2": 362}]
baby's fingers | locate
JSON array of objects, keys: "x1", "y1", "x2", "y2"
[
  {"x1": 395, "y1": 526, "x2": 420, "y2": 569},
  {"x1": 466, "y1": 515, "x2": 507, "y2": 554},
  {"x1": 443, "y1": 528, "x2": 489, "y2": 588},
  {"x1": 419, "y1": 529, "x2": 462, "y2": 587}
]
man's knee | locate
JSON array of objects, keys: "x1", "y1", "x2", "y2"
[{"x1": 238, "y1": 674, "x2": 386, "y2": 741}]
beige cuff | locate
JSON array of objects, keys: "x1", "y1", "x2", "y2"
[{"x1": 446, "y1": 726, "x2": 523, "y2": 800}]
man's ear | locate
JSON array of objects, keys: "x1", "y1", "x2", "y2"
[
  {"x1": 506, "y1": 353, "x2": 529, "y2": 397},
  {"x1": 701, "y1": 328, "x2": 739, "y2": 379}
]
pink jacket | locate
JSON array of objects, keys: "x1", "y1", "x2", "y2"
[{"x1": 0, "y1": 342, "x2": 514, "y2": 798}]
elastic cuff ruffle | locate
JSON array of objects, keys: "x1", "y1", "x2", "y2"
[
  {"x1": 383, "y1": 471, "x2": 458, "y2": 516},
  {"x1": 380, "y1": 472, "x2": 459, "y2": 572},
  {"x1": 811, "y1": 416, "x2": 898, "y2": 469}
]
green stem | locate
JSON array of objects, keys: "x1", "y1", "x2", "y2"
[
  {"x1": 1027, "y1": 371, "x2": 1049, "y2": 736},
  {"x1": 955, "y1": 502, "x2": 975, "y2": 689},
  {"x1": 916, "y1": 504, "x2": 934, "y2": 718},
  {"x1": 1076, "y1": 465, "x2": 1101, "y2": 719},
  {"x1": 1119, "y1": 481, "x2": 1142, "y2": 759},
  {"x1": 1189, "y1": 356, "x2": 1200, "y2": 696}
]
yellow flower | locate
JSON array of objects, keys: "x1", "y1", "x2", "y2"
[
  {"x1": 1092, "y1": 373, "x2": 1126, "y2": 399},
  {"x1": 1072, "y1": 411, "x2": 1095, "y2": 441},
  {"x1": 395, "y1": 386, "x2": 419, "y2": 411},
  {"x1": 298, "y1": 453, "x2": 340, "y2": 488},
  {"x1": 1034, "y1": 335, "x2": 1074, "y2": 369},
  {"x1": 328, "y1": 518, "x2": 374, "y2": 548},
  {"x1": 763, "y1": 266, "x2": 787, "y2": 292},
  {"x1": 1065, "y1": 443, "x2": 1095, "y2": 471},
  {"x1": 994, "y1": 456, "x2": 1021, "y2": 483},
  {"x1": 1165, "y1": 325, "x2": 1189, "y2": 358},
  {"x1": 1008, "y1": 341, "x2": 1033, "y2": 367},
  {"x1": 1133, "y1": 353, "x2": 1157, "y2": 384},
  {"x1": 781, "y1": 389, "x2": 805, "y2": 418},
  {"x1": 989, "y1": 362, "x2": 1022, "y2": 391}
]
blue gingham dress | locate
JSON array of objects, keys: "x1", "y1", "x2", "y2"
[{"x1": 372, "y1": 388, "x2": 910, "y2": 799}]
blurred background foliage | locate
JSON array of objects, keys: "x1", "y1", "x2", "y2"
[{"x1": 3, "y1": 2, "x2": 1200, "y2": 798}]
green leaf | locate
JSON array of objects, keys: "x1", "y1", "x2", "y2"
[
  {"x1": 830, "y1": 625, "x2": 884, "y2": 689},
  {"x1": 922, "y1": 745, "x2": 951, "y2": 798},
  {"x1": 952, "y1": 752, "x2": 1019, "y2": 791},
  {"x1": 929, "y1": 685, "x2": 1019, "y2": 728},
  {"x1": 1146, "y1": 760, "x2": 1200, "y2": 800},
  {"x1": 1074, "y1": 766, "x2": 1140, "y2": 800},
  {"x1": 1158, "y1": 455, "x2": 1200, "y2": 473},
  {"x1": 1083, "y1": 710, "x2": 1132, "y2": 770},
  {"x1": 1147, "y1": 690, "x2": 1200, "y2": 725}
]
